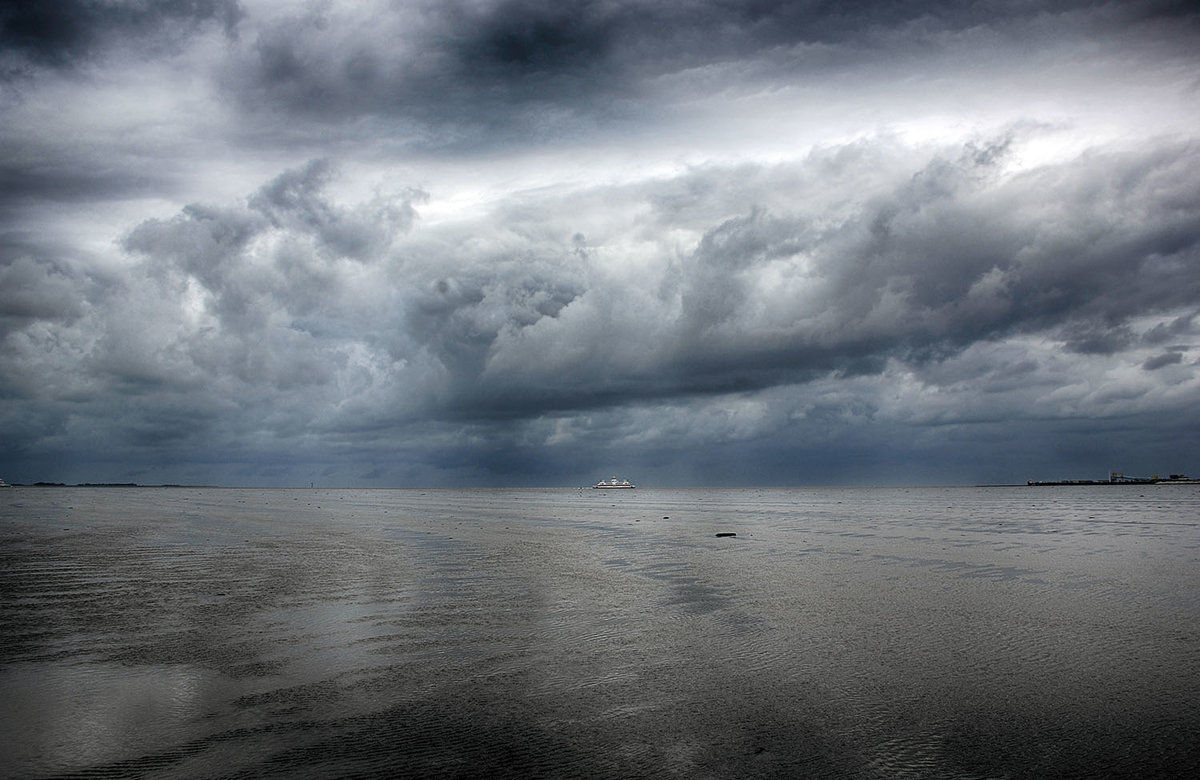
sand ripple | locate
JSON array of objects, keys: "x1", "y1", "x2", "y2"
[{"x1": 2, "y1": 486, "x2": 1199, "y2": 777}]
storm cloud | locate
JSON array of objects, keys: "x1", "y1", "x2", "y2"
[{"x1": 2, "y1": 1, "x2": 1198, "y2": 486}]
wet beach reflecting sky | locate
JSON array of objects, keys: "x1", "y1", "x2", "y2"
[{"x1": 2, "y1": 485, "x2": 1199, "y2": 777}]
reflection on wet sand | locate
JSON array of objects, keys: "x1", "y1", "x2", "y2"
[{"x1": 2, "y1": 486, "x2": 1199, "y2": 777}]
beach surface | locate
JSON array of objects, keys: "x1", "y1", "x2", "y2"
[{"x1": 2, "y1": 485, "x2": 1199, "y2": 778}]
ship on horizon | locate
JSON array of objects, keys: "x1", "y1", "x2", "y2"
[{"x1": 593, "y1": 476, "x2": 635, "y2": 489}]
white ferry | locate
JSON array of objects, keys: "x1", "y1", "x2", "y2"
[{"x1": 593, "y1": 476, "x2": 635, "y2": 489}]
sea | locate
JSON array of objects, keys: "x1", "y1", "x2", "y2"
[{"x1": 1, "y1": 485, "x2": 1198, "y2": 778}]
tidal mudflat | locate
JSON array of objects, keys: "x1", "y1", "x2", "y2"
[{"x1": 2, "y1": 486, "x2": 1199, "y2": 778}]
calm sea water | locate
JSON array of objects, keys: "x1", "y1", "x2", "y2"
[{"x1": 2, "y1": 485, "x2": 1198, "y2": 778}]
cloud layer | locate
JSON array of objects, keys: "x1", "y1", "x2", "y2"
[{"x1": 2, "y1": 1, "x2": 1199, "y2": 485}]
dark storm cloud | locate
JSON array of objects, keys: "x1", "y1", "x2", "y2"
[
  {"x1": 822, "y1": 141, "x2": 1200, "y2": 347},
  {"x1": 221, "y1": 0, "x2": 1200, "y2": 148},
  {"x1": 459, "y1": 137, "x2": 1200, "y2": 416},
  {"x1": 1142, "y1": 312, "x2": 1195, "y2": 344},
  {"x1": 0, "y1": 255, "x2": 87, "y2": 342},
  {"x1": 10, "y1": 0, "x2": 1186, "y2": 89},
  {"x1": 3, "y1": 1, "x2": 1199, "y2": 485},
  {"x1": 127, "y1": 159, "x2": 420, "y2": 269},
  {"x1": 0, "y1": 140, "x2": 168, "y2": 235},
  {"x1": 106, "y1": 133, "x2": 1185, "y2": 432},
  {"x1": 1, "y1": 1, "x2": 241, "y2": 224},
  {"x1": 123, "y1": 159, "x2": 424, "y2": 352},
  {"x1": 1142, "y1": 351, "x2": 1184, "y2": 371},
  {"x1": 0, "y1": 0, "x2": 241, "y2": 74},
  {"x1": 5, "y1": 127, "x2": 1199, "y2": 484},
  {"x1": 0, "y1": 160, "x2": 426, "y2": 472},
  {"x1": 0, "y1": 153, "x2": 157, "y2": 205}
]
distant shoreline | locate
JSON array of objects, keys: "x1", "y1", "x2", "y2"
[
  {"x1": 6, "y1": 482, "x2": 210, "y2": 488},
  {"x1": 978, "y1": 479, "x2": 1200, "y2": 487},
  {"x1": 5, "y1": 480, "x2": 1197, "y2": 490}
]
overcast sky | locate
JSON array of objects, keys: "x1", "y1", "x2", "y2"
[{"x1": 2, "y1": 1, "x2": 1199, "y2": 487}]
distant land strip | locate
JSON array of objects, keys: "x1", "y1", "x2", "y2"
[{"x1": 11, "y1": 482, "x2": 205, "y2": 488}]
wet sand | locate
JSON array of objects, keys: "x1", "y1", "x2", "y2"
[{"x1": 2, "y1": 486, "x2": 1199, "y2": 778}]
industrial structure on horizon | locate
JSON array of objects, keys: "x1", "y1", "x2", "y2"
[{"x1": 1027, "y1": 471, "x2": 1199, "y2": 486}]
